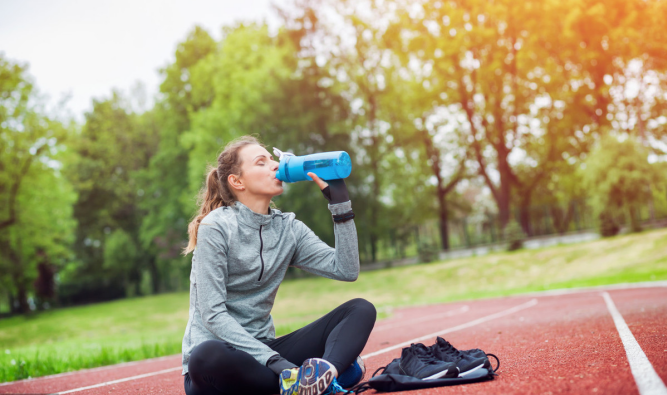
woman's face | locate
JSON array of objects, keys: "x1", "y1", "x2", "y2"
[{"x1": 234, "y1": 144, "x2": 283, "y2": 198}]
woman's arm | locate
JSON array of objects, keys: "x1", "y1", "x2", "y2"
[
  {"x1": 194, "y1": 223, "x2": 280, "y2": 366},
  {"x1": 290, "y1": 178, "x2": 360, "y2": 281}
]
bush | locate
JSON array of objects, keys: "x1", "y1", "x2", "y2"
[
  {"x1": 507, "y1": 239, "x2": 524, "y2": 251},
  {"x1": 418, "y1": 244, "x2": 439, "y2": 263},
  {"x1": 584, "y1": 136, "x2": 663, "y2": 233},
  {"x1": 599, "y1": 212, "x2": 620, "y2": 237},
  {"x1": 504, "y1": 220, "x2": 527, "y2": 251}
]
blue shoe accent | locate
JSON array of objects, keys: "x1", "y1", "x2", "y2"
[
  {"x1": 337, "y1": 356, "x2": 365, "y2": 389},
  {"x1": 322, "y1": 377, "x2": 350, "y2": 394}
]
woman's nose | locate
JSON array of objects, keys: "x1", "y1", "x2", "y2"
[{"x1": 271, "y1": 160, "x2": 279, "y2": 171}]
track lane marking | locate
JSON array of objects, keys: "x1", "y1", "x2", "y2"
[
  {"x1": 602, "y1": 292, "x2": 667, "y2": 395},
  {"x1": 373, "y1": 305, "x2": 469, "y2": 332},
  {"x1": 54, "y1": 366, "x2": 182, "y2": 394},
  {"x1": 361, "y1": 298, "x2": 538, "y2": 359},
  {"x1": 519, "y1": 280, "x2": 667, "y2": 298},
  {"x1": 51, "y1": 301, "x2": 531, "y2": 393},
  {"x1": 13, "y1": 283, "x2": 663, "y2": 393}
]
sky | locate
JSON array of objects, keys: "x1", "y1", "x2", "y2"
[{"x1": 0, "y1": 0, "x2": 284, "y2": 120}]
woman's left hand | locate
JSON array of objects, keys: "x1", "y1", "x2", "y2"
[{"x1": 307, "y1": 172, "x2": 329, "y2": 191}]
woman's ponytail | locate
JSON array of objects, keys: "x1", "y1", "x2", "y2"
[{"x1": 183, "y1": 136, "x2": 262, "y2": 255}]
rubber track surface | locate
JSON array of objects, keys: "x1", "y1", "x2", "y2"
[{"x1": 2, "y1": 285, "x2": 665, "y2": 394}]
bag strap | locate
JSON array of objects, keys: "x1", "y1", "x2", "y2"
[
  {"x1": 486, "y1": 353, "x2": 500, "y2": 372},
  {"x1": 372, "y1": 365, "x2": 388, "y2": 377},
  {"x1": 349, "y1": 381, "x2": 373, "y2": 394},
  {"x1": 346, "y1": 362, "x2": 391, "y2": 393}
]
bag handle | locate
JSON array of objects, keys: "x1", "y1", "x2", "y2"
[{"x1": 486, "y1": 353, "x2": 500, "y2": 372}]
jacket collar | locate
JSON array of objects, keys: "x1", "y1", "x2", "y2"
[{"x1": 233, "y1": 201, "x2": 275, "y2": 229}]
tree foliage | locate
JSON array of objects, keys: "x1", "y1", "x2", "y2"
[
  {"x1": 0, "y1": 55, "x2": 76, "y2": 313},
  {"x1": 584, "y1": 136, "x2": 664, "y2": 233},
  {"x1": 61, "y1": 93, "x2": 159, "y2": 303},
  {"x1": 2, "y1": 0, "x2": 667, "y2": 313}
]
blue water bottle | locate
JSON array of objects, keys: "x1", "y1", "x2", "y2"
[{"x1": 273, "y1": 148, "x2": 352, "y2": 183}]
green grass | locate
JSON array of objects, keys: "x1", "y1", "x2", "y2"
[{"x1": 2, "y1": 227, "x2": 667, "y2": 382}]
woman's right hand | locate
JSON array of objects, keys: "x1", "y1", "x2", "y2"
[
  {"x1": 307, "y1": 172, "x2": 329, "y2": 191},
  {"x1": 308, "y1": 173, "x2": 350, "y2": 204}
]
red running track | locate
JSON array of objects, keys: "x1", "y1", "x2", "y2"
[{"x1": 1, "y1": 283, "x2": 666, "y2": 395}]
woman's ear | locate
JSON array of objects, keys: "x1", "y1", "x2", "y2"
[{"x1": 228, "y1": 174, "x2": 245, "y2": 191}]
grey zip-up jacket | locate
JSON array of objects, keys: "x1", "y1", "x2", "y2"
[{"x1": 181, "y1": 200, "x2": 359, "y2": 375}]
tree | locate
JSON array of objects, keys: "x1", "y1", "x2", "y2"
[
  {"x1": 62, "y1": 92, "x2": 159, "y2": 302},
  {"x1": 0, "y1": 55, "x2": 76, "y2": 313},
  {"x1": 280, "y1": 0, "x2": 429, "y2": 259},
  {"x1": 385, "y1": 0, "x2": 652, "y2": 232},
  {"x1": 584, "y1": 136, "x2": 663, "y2": 233},
  {"x1": 137, "y1": 26, "x2": 217, "y2": 292}
]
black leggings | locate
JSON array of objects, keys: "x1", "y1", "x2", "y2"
[{"x1": 184, "y1": 298, "x2": 376, "y2": 395}]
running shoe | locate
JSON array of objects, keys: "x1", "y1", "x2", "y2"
[
  {"x1": 429, "y1": 337, "x2": 488, "y2": 376},
  {"x1": 398, "y1": 343, "x2": 458, "y2": 380},
  {"x1": 280, "y1": 358, "x2": 338, "y2": 395},
  {"x1": 336, "y1": 356, "x2": 366, "y2": 389},
  {"x1": 462, "y1": 347, "x2": 490, "y2": 361},
  {"x1": 279, "y1": 367, "x2": 300, "y2": 395},
  {"x1": 383, "y1": 358, "x2": 402, "y2": 375}
]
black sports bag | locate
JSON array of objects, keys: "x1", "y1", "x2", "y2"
[{"x1": 349, "y1": 354, "x2": 499, "y2": 393}]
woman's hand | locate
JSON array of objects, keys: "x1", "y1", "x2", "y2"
[
  {"x1": 307, "y1": 172, "x2": 329, "y2": 191},
  {"x1": 308, "y1": 172, "x2": 350, "y2": 204}
]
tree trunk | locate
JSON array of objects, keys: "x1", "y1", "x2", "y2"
[
  {"x1": 369, "y1": 164, "x2": 379, "y2": 262},
  {"x1": 8, "y1": 291, "x2": 18, "y2": 314},
  {"x1": 420, "y1": 128, "x2": 462, "y2": 251},
  {"x1": 496, "y1": 152, "x2": 513, "y2": 229},
  {"x1": 16, "y1": 282, "x2": 29, "y2": 314},
  {"x1": 4, "y1": 240, "x2": 30, "y2": 314},
  {"x1": 628, "y1": 205, "x2": 642, "y2": 233},
  {"x1": 647, "y1": 183, "x2": 655, "y2": 222},
  {"x1": 519, "y1": 194, "x2": 532, "y2": 236},
  {"x1": 370, "y1": 234, "x2": 377, "y2": 263},
  {"x1": 550, "y1": 203, "x2": 575, "y2": 234},
  {"x1": 147, "y1": 255, "x2": 161, "y2": 294},
  {"x1": 438, "y1": 195, "x2": 450, "y2": 251}
]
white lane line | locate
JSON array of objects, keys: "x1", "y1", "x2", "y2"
[
  {"x1": 602, "y1": 292, "x2": 667, "y2": 395},
  {"x1": 54, "y1": 366, "x2": 182, "y2": 394},
  {"x1": 44, "y1": 303, "x2": 459, "y2": 394},
  {"x1": 519, "y1": 281, "x2": 667, "y2": 298},
  {"x1": 374, "y1": 305, "x2": 469, "y2": 332},
  {"x1": 361, "y1": 298, "x2": 538, "y2": 359}
]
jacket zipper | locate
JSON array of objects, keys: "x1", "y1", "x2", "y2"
[{"x1": 257, "y1": 225, "x2": 265, "y2": 282}]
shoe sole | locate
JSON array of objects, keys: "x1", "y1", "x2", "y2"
[
  {"x1": 423, "y1": 367, "x2": 456, "y2": 380},
  {"x1": 298, "y1": 358, "x2": 335, "y2": 395},
  {"x1": 458, "y1": 363, "x2": 485, "y2": 377}
]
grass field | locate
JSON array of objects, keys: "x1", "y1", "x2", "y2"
[{"x1": 2, "y1": 227, "x2": 667, "y2": 382}]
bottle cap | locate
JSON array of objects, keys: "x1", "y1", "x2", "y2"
[{"x1": 273, "y1": 147, "x2": 295, "y2": 161}]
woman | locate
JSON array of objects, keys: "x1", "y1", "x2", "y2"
[{"x1": 181, "y1": 136, "x2": 376, "y2": 395}]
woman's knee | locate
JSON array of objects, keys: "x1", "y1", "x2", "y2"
[
  {"x1": 347, "y1": 298, "x2": 377, "y2": 320},
  {"x1": 189, "y1": 340, "x2": 236, "y2": 374}
]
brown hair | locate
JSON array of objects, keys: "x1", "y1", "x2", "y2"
[{"x1": 183, "y1": 135, "x2": 262, "y2": 255}]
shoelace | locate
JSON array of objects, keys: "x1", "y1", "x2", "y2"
[
  {"x1": 435, "y1": 339, "x2": 463, "y2": 357},
  {"x1": 410, "y1": 343, "x2": 443, "y2": 364}
]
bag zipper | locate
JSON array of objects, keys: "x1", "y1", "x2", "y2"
[{"x1": 257, "y1": 225, "x2": 265, "y2": 281}]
